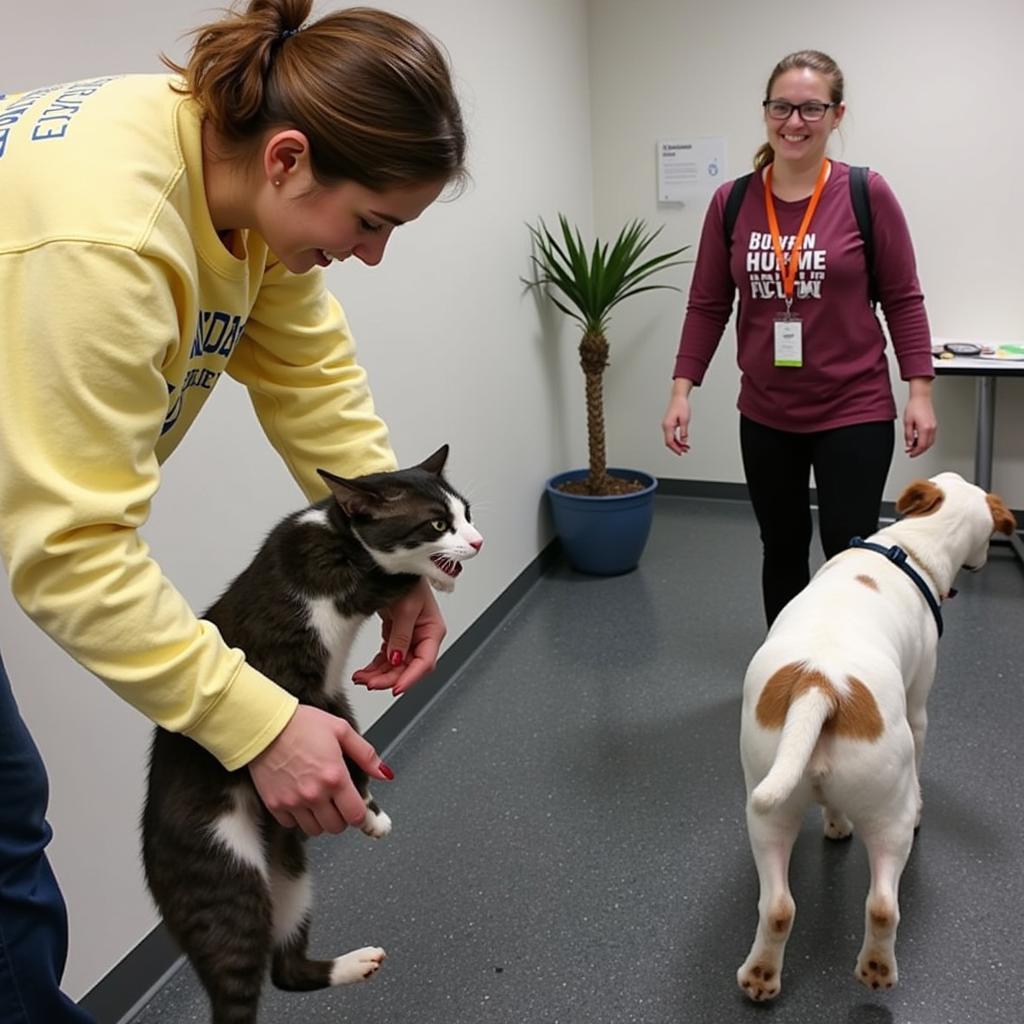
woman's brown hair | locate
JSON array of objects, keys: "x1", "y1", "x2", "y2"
[
  {"x1": 753, "y1": 49, "x2": 844, "y2": 172},
  {"x1": 164, "y1": 0, "x2": 467, "y2": 193}
]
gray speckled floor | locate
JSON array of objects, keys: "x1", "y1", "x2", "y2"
[{"x1": 129, "y1": 495, "x2": 1024, "y2": 1024}]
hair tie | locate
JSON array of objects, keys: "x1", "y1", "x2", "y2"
[{"x1": 279, "y1": 26, "x2": 302, "y2": 40}]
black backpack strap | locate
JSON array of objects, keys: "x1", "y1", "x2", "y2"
[
  {"x1": 848, "y1": 165, "x2": 878, "y2": 307},
  {"x1": 723, "y1": 172, "x2": 754, "y2": 255}
]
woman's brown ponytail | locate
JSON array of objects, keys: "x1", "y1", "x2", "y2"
[{"x1": 164, "y1": 0, "x2": 466, "y2": 192}]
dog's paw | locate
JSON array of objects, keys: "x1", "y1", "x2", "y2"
[
  {"x1": 737, "y1": 960, "x2": 781, "y2": 1002},
  {"x1": 822, "y1": 808, "x2": 853, "y2": 840},
  {"x1": 855, "y1": 949, "x2": 898, "y2": 991},
  {"x1": 329, "y1": 946, "x2": 386, "y2": 985},
  {"x1": 360, "y1": 807, "x2": 392, "y2": 839}
]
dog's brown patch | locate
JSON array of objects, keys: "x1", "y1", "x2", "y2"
[
  {"x1": 829, "y1": 676, "x2": 884, "y2": 741},
  {"x1": 756, "y1": 664, "x2": 835, "y2": 730},
  {"x1": 855, "y1": 574, "x2": 879, "y2": 591},
  {"x1": 987, "y1": 493, "x2": 1017, "y2": 536},
  {"x1": 756, "y1": 663, "x2": 883, "y2": 741},
  {"x1": 896, "y1": 479, "x2": 944, "y2": 517}
]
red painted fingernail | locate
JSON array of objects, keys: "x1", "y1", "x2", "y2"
[
  {"x1": 379, "y1": 762, "x2": 395, "y2": 780},
  {"x1": 389, "y1": 650, "x2": 403, "y2": 667}
]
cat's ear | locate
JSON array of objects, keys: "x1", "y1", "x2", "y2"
[
  {"x1": 317, "y1": 469, "x2": 377, "y2": 517},
  {"x1": 418, "y1": 444, "x2": 449, "y2": 476}
]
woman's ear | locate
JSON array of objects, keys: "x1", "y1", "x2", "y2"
[{"x1": 263, "y1": 129, "x2": 311, "y2": 187}]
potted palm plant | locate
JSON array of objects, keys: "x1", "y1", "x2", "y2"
[{"x1": 526, "y1": 214, "x2": 689, "y2": 575}]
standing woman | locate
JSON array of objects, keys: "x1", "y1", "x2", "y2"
[
  {"x1": 661, "y1": 49, "x2": 936, "y2": 626},
  {"x1": 0, "y1": 1, "x2": 465, "y2": 1019}
]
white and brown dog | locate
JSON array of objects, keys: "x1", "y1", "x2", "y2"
[{"x1": 737, "y1": 472, "x2": 1016, "y2": 1002}]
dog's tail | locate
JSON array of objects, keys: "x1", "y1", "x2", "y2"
[{"x1": 750, "y1": 686, "x2": 836, "y2": 814}]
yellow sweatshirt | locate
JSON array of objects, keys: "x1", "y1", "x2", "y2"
[{"x1": 0, "y1": 75, "x2": 396, "y2": 770}]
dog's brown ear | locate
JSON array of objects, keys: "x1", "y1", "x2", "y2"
[
  {"x1": 987, "y1": 493, "x2": 1017, "y2": 536},
  {"x1": 896, "y1": 479, "x2": 944, "y2": 517}
]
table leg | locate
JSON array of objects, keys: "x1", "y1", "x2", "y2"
[
  {"x1": 973, "y1": 375, "x2": 1024, "y2": 565},
  {"x1": 1008, "y1": 531, "x2": 1024, "y2": 563},
  {"x1": 974, "y1": 376, "x2": 995, "y2": 492}
]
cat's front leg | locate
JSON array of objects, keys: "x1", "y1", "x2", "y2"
[
  {"x1": 360, "y1": 794, "x2": 392, "y2": 839},
  {"x1": 345, "y1": 758, "x2": 392, "y2": 839}
]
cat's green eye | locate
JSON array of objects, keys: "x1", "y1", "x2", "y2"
[{"x1": 431, "y1": 520, "x2": 447, "y2": 533}]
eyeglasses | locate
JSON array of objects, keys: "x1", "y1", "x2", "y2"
[{"x1": 762, "y1": 99, "x2": 837, "y2": 122}]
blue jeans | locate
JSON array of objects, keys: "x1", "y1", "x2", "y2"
[{"x1": 0, "y1": 653, "x2": 95, "y2": 1023}]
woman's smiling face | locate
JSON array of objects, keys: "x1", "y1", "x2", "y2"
[
  {"x1": 260, "y1": 176, "x2": 444, "y2": 275},
  {"x1": 764, "y1": 67, "x2": 844, "y2": 166}
]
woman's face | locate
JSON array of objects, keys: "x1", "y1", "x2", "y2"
[
  {"x1": 259, "y1": 175, "x2": 444, "y2": 275},
  {"x1": 763, "y1": 67, "x2": 844, "y2": 165}
]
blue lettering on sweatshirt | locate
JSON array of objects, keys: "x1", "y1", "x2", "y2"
[
  {"x1": 0, "y1": 77, "x2": 119, "y2": 158},
  {"x1": 189, "y1": 310, "x2": 245, "y2": 359},
  {"x1": 0, "y1": 85, "x2": 55, "y2": 158},
  {"x1": 29, "y1": 77, "x2": 119, "y2": 143},
  {"x1": 163, "y1": 310, "x2": 247, "y2": 435}
]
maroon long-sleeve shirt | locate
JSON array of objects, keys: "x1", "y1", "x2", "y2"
[{"x1": 673, "y1": 161, "x2": 933, "y2": 432}]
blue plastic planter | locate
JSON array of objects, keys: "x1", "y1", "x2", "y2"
[{"x1": 546, "y1": 468, "x2": 658, "y2": 576}]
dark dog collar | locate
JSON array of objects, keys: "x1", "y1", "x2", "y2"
[{"x1": 848, "y1": 537, "x2": 944, "y2": 638}]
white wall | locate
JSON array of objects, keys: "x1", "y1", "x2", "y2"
[
  {"x1": 0, "y1": 0, "x2": 593, "y2": 999},
  {"x1": 588, "y1": 0, "x2": 1024, "y2": 506}
]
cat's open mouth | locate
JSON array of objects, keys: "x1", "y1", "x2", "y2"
[{"x1": 430, "y1": 554, "x2": 463, "y2": 578}]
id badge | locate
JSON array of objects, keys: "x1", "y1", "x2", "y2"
[{"x1": 774, "y1": 315, "x2": 803, "y2": 367}]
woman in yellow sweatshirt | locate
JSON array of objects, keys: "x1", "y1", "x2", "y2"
[{"x1": 0, "y1": 2, "x2": 466, "y2": 1019}]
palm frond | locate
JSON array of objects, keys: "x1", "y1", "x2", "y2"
[{"x1": 525, "y1": 214, "x2": 690, "y2": 335}]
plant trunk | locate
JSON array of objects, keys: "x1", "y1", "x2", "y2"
[{"x1": 579, "y1": 328, "x2": 610, "y2": 494}]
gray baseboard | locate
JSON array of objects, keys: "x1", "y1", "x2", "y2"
[
  {"x1": 655, "y1": 476, "x2": 750, "y2": 502},
  {"x1": 78, "y1": 924, "x2": 183, "y2": 1024},
  {"x1": 78, "y1": 540, "x2": 561, "y2": 1024},
  {"x1": 657, "y1": 475, "x2": 903, "y2": 521}
]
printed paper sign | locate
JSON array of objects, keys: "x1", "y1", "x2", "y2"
[{"x1": 657, "y1": 137, "x2": 726, "y2": 202}]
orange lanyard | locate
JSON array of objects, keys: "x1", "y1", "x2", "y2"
[{"x1": 764, "y1": 159, "x2": 830, "y2": 312}]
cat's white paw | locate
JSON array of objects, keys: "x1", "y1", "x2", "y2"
[
  {"x1": 428, "y1": 576, "x2": 455, "y2": 593},
  {"x1": 329, "y1": 946, "x2": 386, "y2": 985},
  {"x1": 360, "y1": 807, "x2": 392, "y2": 839}
]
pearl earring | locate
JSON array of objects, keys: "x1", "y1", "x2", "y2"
[{"x1": 274, "y1": 179, "x2": 282, "y2": 187}]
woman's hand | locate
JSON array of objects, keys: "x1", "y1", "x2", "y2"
[
  {"x1": 662, "y1": 378, "x2": 695, "y2": 454},
  {"x1": 352, "y1": 577, "x2": 446, "y2": 695},
  {"x1": 247, "y1": 704, "x2": 393, "y2": 835},
  {"x1": 904, "y1": 378, "x2": 937, "y2": 457}
]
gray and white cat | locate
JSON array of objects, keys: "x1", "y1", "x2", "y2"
[{"x1": 142, "y1": 445, "x2": 481, "y2": 1023}]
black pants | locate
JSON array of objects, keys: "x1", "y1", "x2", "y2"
[{"x1": 740, "y1": 415, "x2": 895, "y2": 627}]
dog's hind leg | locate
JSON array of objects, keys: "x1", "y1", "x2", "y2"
[
  {"x1": 737, "y1": 805, "x2": 801, "y2": 1002},
  {"x1": 854, "y1": 812, "x2": 915, "y2": 991},
  {"x1": 905, "y1": 650, "x2": 937, "y2": 829}
]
